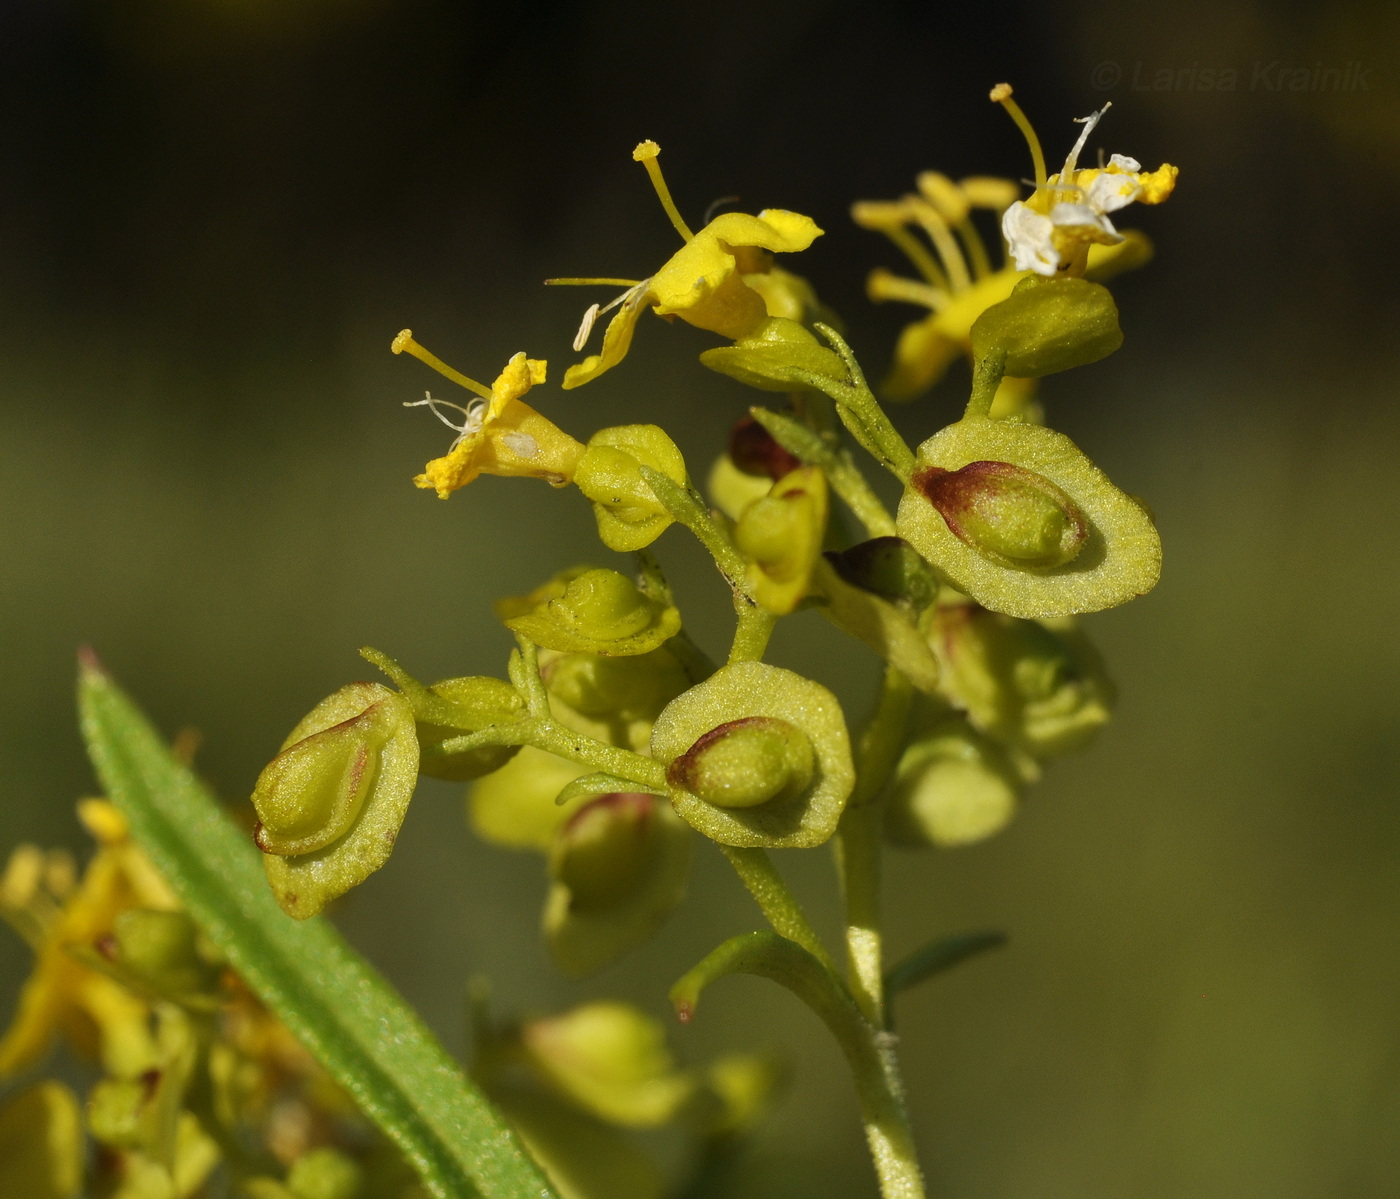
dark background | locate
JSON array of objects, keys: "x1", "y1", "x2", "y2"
[{"x1": 3, "y1": 1, "x2": 1399, "y2": 1195}]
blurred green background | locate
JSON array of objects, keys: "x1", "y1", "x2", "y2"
[{"x1": 3, "y1": 0, "x2": 1399, "y2": 1194}]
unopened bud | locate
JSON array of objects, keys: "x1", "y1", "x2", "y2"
[
  {"x1": 970, "y1": 276, "x2": 1122, "y2": 378},
  {"x1": 699, "y1": 316, "x2": 847, "y2": 393},
  {"x1": 112, "y1": 908, "x2": 219, "y2": 999},
  {"x1": 885, "y1": 720, "x2": 1021, "y2": 848},
  {"x1": 913, "y1": 460, "x2": 1087, "y2": 570},
  {"x1": 416, "y1": 675, "x2": 524, "y2": 782},
  {"x1": 824, "y1": 536, "x2": 938, "y2": 614},
  {"x1": 734, "y1": 466, "x2": 828, "y2": 615},
  {"x1": 499, "y1": 567, "x2": 682, "y2": 657},
  {"x1": 520, "y1": 1001, "x2": 694, "y2": 1128},
  {"x1": 285, "y1": 1146, "x2": 364, "y2": 1199},
  {"x1": 574, "y1": 425, "x2": 689, "y2": 552},
  {"x1": 707, "y1": 453, "x2": 776, "y2": 521},
  {"x1": 727, "y1": 415, "x2": 801, "y2": 480}
]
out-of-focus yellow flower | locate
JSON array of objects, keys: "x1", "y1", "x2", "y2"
[
  {"x1": 392, "y1": 333, "x2": 583, "y2": 498},
  {"x1": 855, "y1": 164, "x2": 1152, "y2": 404},
  {"x1": 0, "y1": 1080, "x2": 84, "y2": 1199},
  {"x1": 554, "y1": 142, "x2": 823, "y2": 389},
  {"x1": 0, "y1": 801, "x2": 174, "y2": 1078}
]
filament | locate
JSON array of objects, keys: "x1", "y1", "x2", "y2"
[
  {"x1": 633, "y1": 140, "x2": 696, "y2": 242},
  {"x1": 391, "y1": 330, "x2": 492, "y2": 400},
  {"x1": 990, "y1": 82, "x2": 1047, "y2": 190}
]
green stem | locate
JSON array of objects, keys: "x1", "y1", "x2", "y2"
[
  {"x1": 728, "y1": 602, "x2": 776, "y2": 664},
  {"x1": 748, "y1": 406, "x2": 897, "y2": 539},
  {"x1": 965, "y1": 349, "x2": 1007, "y2": 419},
  {"x1": 641, "y1": 467, "x2": 748, "y2": 588},
  {"x1": 718, "y1": 845, "x2": 835, "y2": 973},
  {"x1": 836, "y1": 666, "x2": 914, "y2": 1025},
  {"x1": 785, "y1": 325, "x2": 915, "y2": 482},
  {"x1": 672, "y1": 933, "x2": 925, "y2": 1199}
]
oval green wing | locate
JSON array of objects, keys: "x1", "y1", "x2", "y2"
[
  {"x1": 897, "y1": 416, "x2": 1160, "y2": 619},
  {"x1": 650, "y1": 662, "x2": 854, "y2": 848}
]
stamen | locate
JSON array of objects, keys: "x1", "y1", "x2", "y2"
[
  {"x1": 633, "y1": 140, "x2": 696, "y2": 243},
  {"x1": 1063, "y1": 103, "x2": 1112, "y2": 177},
  {"x1": 391, "y1": 329, "x2": 493, "y2": 400},
  {"x1": 572, "y1": 303, "x2": 601, "y2": 353},
  {"x1": 544, "y1": 277, "x2": 644, "y2": 287},
  {"x1": 990, "y1": 82, "x2": 1047, "y2": 190},
  {"x1": 404, "y1": 391, "x2": 488, "y2": 448},
  {"x1": 908, "y1": 198, "x2": 972, "y2": 292},
  {"x1": 703, "y1": 194, "x2": 741, "y2": 224}
]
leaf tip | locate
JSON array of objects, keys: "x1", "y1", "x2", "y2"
[{"x1": 77, "y1": 645, "x2": 108, "y2": 681}]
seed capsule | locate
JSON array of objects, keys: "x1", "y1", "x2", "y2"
[
  {"x1": 914, "y1": 460, "x2": 1088, "y2": 570},
  {"x1": 498, "y1": 567, "x2": 682, "y2": 656},
  {"x1": 650, "y1": 662, "x2": 854, "y2": 848},
  {"x1": 252, "y1": 682, "x2": 419, "y2": 919},
  {"x1": 885, "y1": 718, "x2": 1022, "y2": 848},
  {"x1": 897, "y1": 416, "x2": 1160, "y2": 619},
  {"x1": 543, "y1": 792, "x2": 692, "y2": 977}
]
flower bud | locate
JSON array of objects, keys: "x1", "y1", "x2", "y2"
[
  {"x1": 498, "y1": 567, "x2": 682, "y2": 656},
  {"x1": 544, "y1": 792, "x2": 691, "y2": 976},
  {"x1": 825, "y1": 536, "x2": 938, "y2": 614},
  {"x1": 885, "y1": 719, "x2": 1021, "y2": 848},
  {"x1": 698, "y1": 316, "x2": 847, "y2": 392},
  {"x1": 734, "y1": 466, "x2": 828, "y2": 615},
  {"x1": 913, "y1": 460, "x2": 1088, "y2": 570},
  {"x1": 251, "y1": 682, "x2": 419, "y2": 919},
  {"x1": 727, "y1": 414, "x2": 802, "y2": 480},
  {"x1": 0, "y1": 1082, "x2": 82, "y2": 1199},
  {"x1": 111, "y1": 908, "x2": 220, "y2": 1000},
  {"x1": 574, "y1": 425, "x2": 689, "y2": 552},
  {"x1": 933, "y1": 604, "x2": 1115, "y2": 760},
  {"x1": 520, "y1": 1001, "x2": 695, "y2": 1128},
  {"x1": 701, "y1": 1051, "x2": 786, "y2": 1138},
  {"x1": 285, "y1": 1147, "x2": 364, "y2": 1199},
  {"x1": 969, "y1": 276, "x2": 1122, "y2": 377},
  {"x1": 543, "y1": 645, "x2": 691, "y2": 725},
  {"x1": 706, "y1": 454, "x2": 775, "y2": 521},
  {"x1": 650, "y1": 662, "x2": 854, "y2": 848},
  {"x1": 897, "y1": 416, "x2": 1160, "y2": 619},
  {"x1": 469, "y1": 747, "x2": 592, "y2": 851},
  {"x1": 415, "y1": 675, "x2": 525, "y2": 782},
  {"x1": 809, "y1": 558, "x2": 940, "y2": 694}
]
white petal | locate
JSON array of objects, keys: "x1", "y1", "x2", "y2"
[
  {"x1": 1086, "y1": 171, "x2": 1141, "y2": 214},
  {"x1": 1002, "y1": 202, "x2": 1059, "y2": 276},
  {"x1": 1049, "y1": 202, "x2": 1122, "y2": 242}
]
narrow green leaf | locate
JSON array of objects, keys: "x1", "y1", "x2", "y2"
[
  {"x1": 883, "y1": 931, "x2": 1007, "y2": 999},
  {"x1": 78, "y1": 662, "x2": 557, "y2": 1199}
]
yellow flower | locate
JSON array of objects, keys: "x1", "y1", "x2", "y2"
[
  {"x1": 555, "y1": 142, "x2": 823, "y2": 389},
  {"x1": 0, "y1": 801, "x2": 174, "y2": 1078},
  {"x1": 855, "y1": 118, "x2": 1161, "y2": 403},
  {"x1": 392, "y1": 333, "x2": 584, "y2": 498},
  {"x1": 990, "y1": 85, "x2": 1177, "y2": 278}
]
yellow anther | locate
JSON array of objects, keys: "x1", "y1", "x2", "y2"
[
  {"x1": 391, "y1": 329, "x2": 493, "y2": 400},
  {"x1": 991, "y1": 81, "x2": 1047, "y2": 190},
  {"x1": 632, "y1": 140, "x2": 695, "y2": 243}
]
